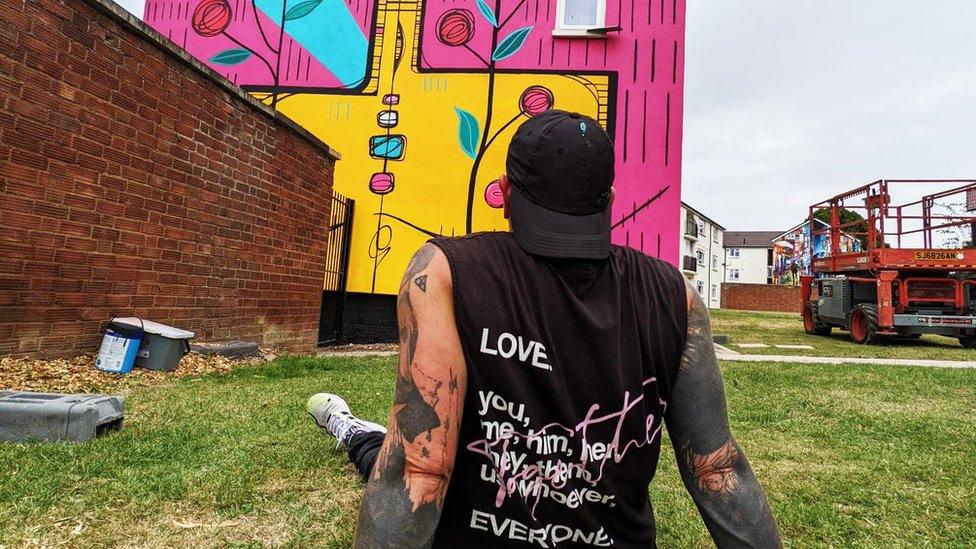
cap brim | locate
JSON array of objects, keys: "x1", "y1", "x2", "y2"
[{"x1": 510, "y1": 186, "x2": 611, "y2": 259}]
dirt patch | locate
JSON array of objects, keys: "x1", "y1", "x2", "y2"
[
  {"x1": 318, "y1": 343, "x2": 398, "y2": 354},
  {"x1": 0, "y1": 351, "x2": 274, "y2": 394}
]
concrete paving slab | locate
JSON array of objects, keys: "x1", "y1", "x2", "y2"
[
  {"x1": 736, "y1": 343, "x2": 769, "y2": 348},
  {"x1": 716, "y1": 353, "x2": 976, "y2": 369},
  {"x1": 774, "y1": 344, "x2": 815, "y2": 350},
  {"x1": 714, "y1": 343, "x2": 739, "y2": 355}
]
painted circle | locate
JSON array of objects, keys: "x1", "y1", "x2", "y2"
[
  {"x1": 369, "y1": 173, "x2": 395, "y2": 195},
  {"x1": 484, "y1": 180, "x2": 504, "y2": 208},
  {"x1": 519, "y1": 86, "x2": 554, "y2": 117},
  {"x1": 192, "y1": 0, "x2": 231, "y2": 37},
  {"x1": 436, "y1": 9, "x2": 475, "y2": 47}
]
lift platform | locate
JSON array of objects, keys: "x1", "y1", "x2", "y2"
[{"x1": 800, "y1": 179, "x2": 976, "y2": 345}]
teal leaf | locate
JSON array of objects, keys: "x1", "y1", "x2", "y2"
[
  {"x1": 476, "y1": 0, "x2": 498, "y2": 27},
  {"x1": 284, "y1": 0, "x2": 323, "y2": 20},
  {"x1": 491, "y1": 25, "x2": 533, "y2": 62},
  {"x1": 210, "y1": 48, "x2": 252, "y2": 65},
  {"x1": 454, "y1": 107, "x2": 480, "y2": 160}
]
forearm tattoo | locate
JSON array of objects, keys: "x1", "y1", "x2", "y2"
[
  {"x1": 666, "y1": 280, "x2": 782, "y2": 548},
  {"x1": 354, "y1": 244, "x2": 464, "y2": 548}
]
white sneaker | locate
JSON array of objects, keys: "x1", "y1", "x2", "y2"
[{"x1": 306, "y1": 393, "x2": 386, "y2": 447}]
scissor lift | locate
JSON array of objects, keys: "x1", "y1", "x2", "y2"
[{"x1": 800, "y1": 179, "x2": 976, "y2": 345}]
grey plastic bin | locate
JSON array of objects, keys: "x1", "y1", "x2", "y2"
[
  {"x1": 112, "y1": 318, "x2": 194, "y2": 371},
  {"x1": 0, "y1": 391, "x2": 124, "y2": 442}
]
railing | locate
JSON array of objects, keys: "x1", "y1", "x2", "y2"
[
  {"x1": 319, "y1": 190, "x2": 355, "y2": 346},
  {"x1": 682, "y1": 255, "x2": 698, "y2": 272},
  {"x1": 684, "y1": 219, "x2": 698, "y2": 237}
]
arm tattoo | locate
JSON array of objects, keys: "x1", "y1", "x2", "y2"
[
  {"x1": 354, "y1": 243, "x2": 465, "y2": 548},
  {"x1": 665, "y1": 279, "x2": 782, "y2": 548},
  {"x1": 686, "y1": 440, "x2": 740, "y2": 496}
]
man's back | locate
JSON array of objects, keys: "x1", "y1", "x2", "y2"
[{"x1": 429, "y1": 232, "x2": 687, "y2": 547}]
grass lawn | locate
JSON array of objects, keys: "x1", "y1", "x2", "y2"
[
  {"x1": 711, "y1": 308, "x2": 976, "y2": 361},
  {"x1": 2, "y1": 356, "x2": 975, "y2": 547}
]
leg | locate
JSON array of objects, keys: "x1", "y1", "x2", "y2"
[
  {"x1": 346, "y1": 430, "x2": 386, "y2": 479},
  {"x1": 306, "y1": 393, "x2": 387, "y2": 479}
]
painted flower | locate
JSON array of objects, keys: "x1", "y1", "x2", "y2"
[
  {"x1": 436, "y1": 9, "x2": 475, "y2": 47},
  {"x1": 484, "y1": 180, "x2": 504, "y2": 208},
  {"x1": 192, "y1": 0, "x2": 232, "y2": 37},
  {"x1": 519, "y1": 86, "x2": 554, "y2": 117}
]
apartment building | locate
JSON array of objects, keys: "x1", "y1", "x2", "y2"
[
  {"x1": 680, "y1": 203, "x2": 725, "y2": 308},
  {"x1": 723, "y1": 231, "x2": 781, "y2": 284}
]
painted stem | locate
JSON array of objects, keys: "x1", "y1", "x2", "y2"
[
  {"x1": 271, "y1": 0, "x2": 288, "y2": 108},
  {"x1": 464, "y1": 0, "x2": 503, "y2": 234},
  {"x1": 221, "y1": 31, "x2": 276, "y2": 78}
]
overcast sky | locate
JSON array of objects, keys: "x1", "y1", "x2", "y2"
[
  {"x1": 683, "y1": 1, "x2": 976, "y2": 231},
  {"x1": 118, "y1": 1, "x2": 975, "y2": 233}
]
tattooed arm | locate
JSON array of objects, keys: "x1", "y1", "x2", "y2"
[
  {"x1": 354, "y1": 243, "x2": 466, "y2": 548},
  {"x1": 664, "y1": 280, "x2": 781, "y2": 548}
]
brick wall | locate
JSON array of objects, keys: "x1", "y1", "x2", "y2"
[
  {"x1": 0, "y1": 0, "x2": 341, "y2": 357},
  {"x1": 721, "y1": 283, "x2": 803, "y2": 313}
]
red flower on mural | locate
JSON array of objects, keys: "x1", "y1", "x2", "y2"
[
  {"x1": 519, "y1": 86, "x2": 554, "y2": 117},
  {"x1": 436, "y1": 9, "x2": 475, "y2": 47},
  {"x1": 192, "y1": 0, "x2": 232, "y2": 37}
]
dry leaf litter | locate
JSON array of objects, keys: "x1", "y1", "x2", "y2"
[{"x1": 0, "y1": 351, "x2": 277, "y2": 394}]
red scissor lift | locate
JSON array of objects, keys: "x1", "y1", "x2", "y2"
[{"x1": 801, "y1": 179, "x2": 976, "y2": 345}]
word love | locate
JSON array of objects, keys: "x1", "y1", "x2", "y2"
[{"x1": 479, "y1": 328, "x2": 551, "y2": 371}]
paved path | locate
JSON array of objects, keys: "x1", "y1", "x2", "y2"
[
  {"x1": 317, "y1": 346, "x2": 976, "y2": 370},
  {"x1": 717, "y1": 351, "x2": 976, "y2": 369},
  {"x1": 318, "y1": 350, "x2": 397, "y2": 358}
]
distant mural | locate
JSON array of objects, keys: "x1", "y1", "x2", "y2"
[
  {"x1": 772, "y1": 220, "x2": 859, "y2": 285},
  {"x1": 146, "y1": 0, "x2": 686, "y2": 295}
]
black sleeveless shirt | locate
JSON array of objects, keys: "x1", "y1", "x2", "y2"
[{"x1": 429, "y1": 233, "x2": 688, "y2": 548}]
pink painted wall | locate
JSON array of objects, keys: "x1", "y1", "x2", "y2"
[{"x1": 145, "y1": 0, "x2": 686, "y2": 264}]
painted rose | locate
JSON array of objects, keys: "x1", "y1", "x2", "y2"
[
  {"x1": 519, "y1": 86, "x2": 554, "y2": 117},
  {"x1": 192, "y1": 0, "x2": 231, "y2": 37},
  {"x1": 436, "y1": 9, "x2": 475, "y2": 47}
]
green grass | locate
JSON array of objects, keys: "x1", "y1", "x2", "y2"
[
  {"x1": 1, "y1": 356, "x2": 975, "y2": 547},
  {"x1": 711, "y1": 308, "x2": 976, "y2": 361}
]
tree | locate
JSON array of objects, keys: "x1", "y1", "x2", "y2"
[{"x1": 813, "y1": 207, "x2": 869, "y2": 248}]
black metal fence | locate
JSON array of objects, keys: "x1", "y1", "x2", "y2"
[{"x1": 318, "y1": 190, "x2": 354, "y2": 346}]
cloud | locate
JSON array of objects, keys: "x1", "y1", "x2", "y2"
[{"x1": 682, "y1": 0, "x2": 976, "y2": 231}]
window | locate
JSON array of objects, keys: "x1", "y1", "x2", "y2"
[
  {"x1": 711, "y1": 284, "x2": 717, "y2": 299},
  {"x1": 696, "y1": 281, "x2": 704, "y2": 294},
  {"x1": 729, "y1": 268, "x2": 740, "y2": 280},
  {"x1": 712, "y1": 227, "x2": 719, "y2": 242},
  {"x1": 729, "y1": 248, "x2": 740, "y2": 258},
  {"x1": 696, "y1": 250, "x2": 705, "y2": 264},
  {"x1": 712, "y1": 255, "x2": 718, "y2": 271},
  {"x1": 555, "y1": 0, "x2": 606, "y2": 30}
]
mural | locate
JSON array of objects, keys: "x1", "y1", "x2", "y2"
[
  {"x1": 146, "y1": 0, "x2": 686, "y2": 295},
  {"x1": 772, "y1": 220, "x2": 859, "y2": 285}
]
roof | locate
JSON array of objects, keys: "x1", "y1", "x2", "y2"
[
  {"x1": 723, "y1": 231, "x2": 782, "y2": 248},
  {"x1": 681, "y1": 202, "x2": 726, "y2": 230}
]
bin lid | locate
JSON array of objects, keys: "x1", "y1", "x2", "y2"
[{"x1": 111, "y1": 317, "x2": 195, "y2": 339}]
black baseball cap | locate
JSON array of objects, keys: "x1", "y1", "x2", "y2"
[{"x1": 505, "y1": 110, "x2": 614, "y2": 259}]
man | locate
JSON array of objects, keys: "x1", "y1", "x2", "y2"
[{"x1": 308, "y1": 110, "x2": 781, "y2": 547}]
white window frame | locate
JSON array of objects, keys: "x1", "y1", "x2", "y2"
[
  {"x1": 696, "y1": 280, "x2": 705, "y2": 294},
  {"x1": 553, "y1": 0, "x2": 607, "y2": 37},
  {"x1": 729, "y1": 268, "x2": 739, "y2": 280},
  {"x1": 711, "y1": 284, "x2": 717, "y2": 299},
  {"x1": 696, "y1": 250, "x2": 705, "y2": 264},
  {"x1": 712, "y1": 255, "x2": 718, "y2": 271},
  {"x1": 729, "y1": 247, "x2": 740, "y2": 258}
]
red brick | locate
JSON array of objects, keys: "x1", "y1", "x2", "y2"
[
  {"x1": 1, "y1": 0, "x2": 334, "y2": 358},
  {"x1": 721, "y1": 283, "x2": 803, "y2": 313}
]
